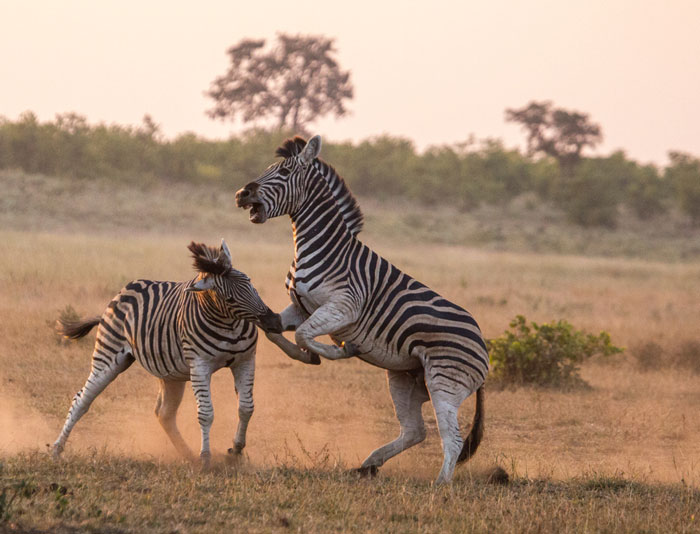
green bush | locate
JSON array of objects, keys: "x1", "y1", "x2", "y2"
[
  {"x1": 0, "y1": 111, "x2": 688, "y2": 220},
  {"x1": 488, "y1": 315, "x2": 623, "y2": 388}
]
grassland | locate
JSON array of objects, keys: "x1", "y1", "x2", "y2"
[{"x1": 1, "y1": 170, "x2": 700, "y2": 532}]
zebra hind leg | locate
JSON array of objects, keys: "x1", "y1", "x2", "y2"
[
  {"x1": 425, "y1": 377, "x2": 473, "y2": 485},
  {"x1": 357, "y1": 369, "x2": 429, "y2": 476},
  {"x1": 155, "y1": 379, "x2": 194, "y2": 461},
  {"x1": 52, "y1": 349, "x2": 134, "y2": 458}
]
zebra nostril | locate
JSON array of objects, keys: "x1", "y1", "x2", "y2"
[{"x1": 235, "y1": 188, "x2": 252, "y2": 207}]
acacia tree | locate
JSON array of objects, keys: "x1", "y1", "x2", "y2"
[
  {"x1": 505, "y1": 101, "x2": 602, "y2": 174},
  {"x1": 206, "y1": 34, "x2": 353, "y2": 133}
]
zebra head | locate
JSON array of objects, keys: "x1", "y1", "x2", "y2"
[
  {"x1": 185, "y1": 240, "x2": 283, "y2": 333},
  {"x1": 235, "y1": 135, "x2": 322, "y2": 223}
]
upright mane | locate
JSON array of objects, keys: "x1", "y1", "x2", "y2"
[
  {"x1": 275, "y1": 137, "x2": 364, "y2": 237},
  {"x1": 187, "y1": 242, "x2": 229, "y2": 276},
  {"x1": 275, "y1": 136, "x2": 307, "y2": 159}
]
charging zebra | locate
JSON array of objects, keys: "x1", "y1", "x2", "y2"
[
  {"x1": 236, "y1": 136, "x2": 489, "y2": 485},
  {"x1": 53, "y1": 240, "x2": 313, "y2": 468}
]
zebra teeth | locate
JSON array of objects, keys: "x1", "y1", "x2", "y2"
[{"x1": 248, "y1": 202, "x2": 266, "y2": 223}]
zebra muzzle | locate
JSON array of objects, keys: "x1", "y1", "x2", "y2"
[
  {"x1": 235, "y1": 185, "x2": 267, "y2": 223},
  {"x1": 258, "y1": 308, "x2": 283, "y2": 334}
]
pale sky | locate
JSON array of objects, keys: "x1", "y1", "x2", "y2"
[{"x1": 1, "y1": 0, "x2": 699, "y2": 165}]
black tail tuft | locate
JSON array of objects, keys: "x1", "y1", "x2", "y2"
[
  {"x1": 457, "y1": 385, "x2": 484, "y2": 464},
  {"x1": 56, "y1": 317, "x2": 100, "y2": 340}
]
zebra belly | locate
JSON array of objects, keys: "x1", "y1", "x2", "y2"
[
  {"x1": 334, "y1": 324, "x2": 422, "y2": 371},
  {"x1": 132, "y1": 347, "x2": 191, "y2": 380}
]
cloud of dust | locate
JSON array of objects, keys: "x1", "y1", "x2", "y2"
[
  {"x1": 0, "y1": 390, "x2": 55, "y2": 454},
  {"x1": 1, "y1": 357, "x2": 454, "y2": 481},
  {"x1": 0, "y1": 371, "x2": 185, "y2": 461}
]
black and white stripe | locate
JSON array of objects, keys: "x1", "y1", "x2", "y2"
[
  {"x1": 236, "y1": 136, "x2": 489, "y2": 484},
  {"x1": 52, "y1": 239, "x2": 288, "y2": 467}
]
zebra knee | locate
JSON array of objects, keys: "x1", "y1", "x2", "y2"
[
  {"x1": 238, "y1": 404, "x2": 254, "y2": 422},
  {"x1": 198, "y1": 411, "x2": 214, "y2": 429}
]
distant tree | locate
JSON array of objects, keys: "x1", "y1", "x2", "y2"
[
  {"x1": 505, "y1": 101, "x2": 602, "y2": 174},
  {"x1": 206, "y1": 34, "x2": 353, "y2": 133},
  {"x1": 666, "y1": 151, "x2": 700, "y2": 225},
  {"x1": 626, "y1": 163, "x2": 667, "y2": 219}
]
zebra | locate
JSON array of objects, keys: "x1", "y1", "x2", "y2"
[
  {"x1": 236, "y1": 136, "x2": 489, "y2": 485},
  {"x1": 52, "y1": 239, "x2": 314, "y2": 468}
]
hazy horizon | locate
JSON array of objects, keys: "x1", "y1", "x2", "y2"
[{"x1": 1, "y1": 0, "x2": 699, "y2": 165}]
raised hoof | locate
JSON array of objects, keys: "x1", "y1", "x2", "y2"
[
  {"x1": 352, "y1": 465, "x2": 379, "y2": 478},
  {"x1": 308, "y1": 352, "x2": 321, "y2": 365}
]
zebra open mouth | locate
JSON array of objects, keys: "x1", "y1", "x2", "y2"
[{"x1": 242, "y1": 202, "x2": 267, "y2": 224}]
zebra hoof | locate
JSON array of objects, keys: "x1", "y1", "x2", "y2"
[
  {"x1": 309, "y1": 352, "x2": 321, "y2": 365},
  {"x1": 200, "y1": 453, "x2": 212, "y2": 472},
  {"x1": 226, "y1": 447, "x2": 244, "y2": 465},
  {"x1": 50, "y1": 444, "x2": 63, "y2": 461},
  {"x1": 352, "y1": 465, "x2": 379, "y2": 478}
]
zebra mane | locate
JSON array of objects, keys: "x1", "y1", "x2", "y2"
[
  {"x1": 275, "y1": 136, "x2": 307, "y2": 158},
  {"x1": 187, "y1": 242, "x2": 230, "y2": 276},
  {"x1": 275, "y1": 137, "x2": 364, "y2": 236}
]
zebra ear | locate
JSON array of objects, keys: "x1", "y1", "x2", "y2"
[
  {"x1": 299, "y1": 135, "x2": 321, "y2": 165},
  {"x1": 218, "y1": 238, "x2": 232, "y2": 268}
]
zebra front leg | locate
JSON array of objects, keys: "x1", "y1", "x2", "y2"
[
  {"x1": 189, "y1": 362, "x2": 215, "y2": 470},
  {"x1": 358, "y1": 370, "x2": 429, "y2": 475},
  {"x1": 155, "y1": 379, "x2": 195, "y2": 461},
  {"x1": 229, "y1": 356, "x2": 255, "y2": 455},
  {"x1": 265, "y1": 332, "x2": 321, "y2": 365},
  {"x1": 279, "y1": 302, "x2": 307, "y2": 331},
  {"x1": 53, "y1": 349, "x2": 134, "y2": 458},
  {"x1": 294, "y1": 300, "x2": 360, "y2": 361}
]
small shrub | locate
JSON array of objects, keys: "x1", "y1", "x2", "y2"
[
  {"x1": 632, "y1": 341, "x2": 665, "y2": 372},
  {"x1": 488, "y1": 315, "x2": 623, "y2": 389},
  {"x1": 672, "y1": 340, "x2": 700, "y2": 374}
]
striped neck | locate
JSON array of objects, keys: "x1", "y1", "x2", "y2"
[
  {"x1": 193, "y1": 289, "x2": 237, "y2": 324},
  {"x1": 291, "y1": 173, "x2": 354, "y2": 265}
]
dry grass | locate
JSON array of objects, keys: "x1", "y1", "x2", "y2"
[
  {"x1": 2, "y1": 453, "x2": 698, "y2": 534},
  {"x1": 1, "y1": 170, "x2": 700, "y2": 532}
]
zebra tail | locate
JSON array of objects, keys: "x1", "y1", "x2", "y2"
[
  {"x1": 56, "y1": 317, "x2": 101, "y2": 340},
  {"x1": 457, "y1": 385, "x2": 485, "y2": 464}
]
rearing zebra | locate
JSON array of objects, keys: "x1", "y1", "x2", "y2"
[
  {"x1": 52, "y1": 240, "x2": 310, "y2": 468},
  {"x1": 236, "y1": 136, "x2": 489, "y2": 485}
]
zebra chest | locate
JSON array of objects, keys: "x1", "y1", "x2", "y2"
[{"x1": 290, "y1": 279, "x2": 334, "y2": 314}]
